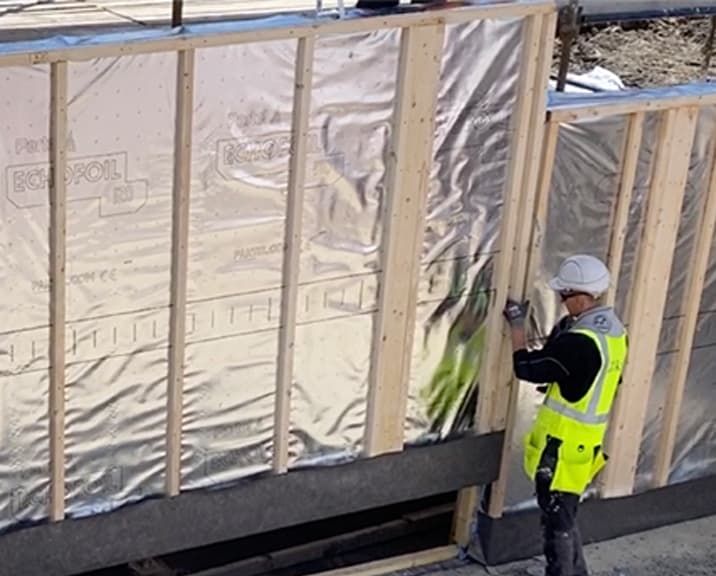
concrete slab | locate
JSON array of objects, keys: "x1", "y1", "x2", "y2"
[{"x1": 388, "y1": 515, "x2": 716, "y2": 576}]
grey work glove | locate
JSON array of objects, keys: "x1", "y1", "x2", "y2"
[{"x1": 503, "y1": 298, "x2": 529, "y2": 327}]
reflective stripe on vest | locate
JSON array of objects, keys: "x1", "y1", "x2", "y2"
[{"x1": 542, "y1": 328, "x2": 611, "y2": 425}]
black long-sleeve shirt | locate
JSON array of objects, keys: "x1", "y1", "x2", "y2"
[{"x1": 512, "y1": 316, "x2": 602, "y2": 403}]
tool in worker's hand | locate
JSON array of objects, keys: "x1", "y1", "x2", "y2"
[{"x1": 503, "y1": 298, "x2": 530, "y2": 327}]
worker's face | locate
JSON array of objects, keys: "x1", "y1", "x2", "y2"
[{"x1": 559, "y1": 291, "x2": 595, "y2": 316}]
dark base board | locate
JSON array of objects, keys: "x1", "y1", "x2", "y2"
[
  {"x1": 0, "y1": 432, "x2": 501, "y2": 576},
  {"x1": 182, "y1": 501, "x2": 455, "y2": 576},
  {"x1": 101, "y1": 495, "x2": 456, "y2": 576},
  {"x1": 475, "y1": 473, "x2": 716, "y2": 565}
]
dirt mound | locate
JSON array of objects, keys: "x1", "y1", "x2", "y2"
[{"x1": 554, "y1": 17, "x2": 716, "y2": 88}]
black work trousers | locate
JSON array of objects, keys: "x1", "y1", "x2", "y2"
[{"x1": 535, "y1": 439, "x2": 589, "y2": 576}]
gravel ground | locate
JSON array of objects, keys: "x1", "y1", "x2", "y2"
[
  {"x1": 554, "y1": 18, "x2": 716, "y2": 87},
  {"x1": 388, "y1": 515, "x2": 716, "y2": 576}
]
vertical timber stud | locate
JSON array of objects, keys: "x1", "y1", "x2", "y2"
[
  {"x1": 395, "y1": 23, "x2": 447, "y2": 453},
  {"x1": 166, "y1": 48, "x2": 195, "y2": 497},
  {"x1": 601, "y1": 106, "x2": 698, "y2": 498},
  {"x1": 605, "y1": 112, "x2": 645, "y2": 308},
  {"x1": 274, "y1": 36, "x2": 316, "y2": 474},
  {"x1": 487, "y1": 11, "x2": 558, "y2": 520},
  {"x1": 653, "y1": 129, "x2": 716, "y2": 488},
  {"x1": 486, "y1": 117, "x2": 559, "y2": 519},
  {"x1": 490, "y1": 116, "x2": 560, "y2": 444},
  {"x1": 521, "y1": 120, "x2": 559, "y2": 296},
  {"x1": 452, "y1": 11, "x2": 555, "y2": 544},
  {"x1": 474, "y1": 12, "x2": 547, "y2": 439},
  {"x1": 364, "y1": 22, "x2": 446, "y2": 457},
  {"x1": 49, "y1": 61, "x2": 68, "y2": 522}
]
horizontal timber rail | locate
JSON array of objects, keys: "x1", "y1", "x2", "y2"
[
  {"x1": 0, "y1": 0, "x2": 553, "y2": 67},
  {"x1": 548, "y1": 84, "x2": 716, "y2": 122}
]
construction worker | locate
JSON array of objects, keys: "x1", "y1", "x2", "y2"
[{"x1": 502, "y1": 254, "x2": 628, "y2": 576}]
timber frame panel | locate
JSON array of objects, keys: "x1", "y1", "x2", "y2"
[
  {"x1": 6, "y1": 0, "x2": 716, "y2": 571},
  {"x1": 480, "y1": 88, "x2": 716, "y2": 519},
  {"x1": 1, "y1": 1, "x2": 556, "y2": 567}
]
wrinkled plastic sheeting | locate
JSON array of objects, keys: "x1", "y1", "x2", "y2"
[
  {"x1": 290, "y1": 30, "x2": 398, "y2": 466},
  {"x1": 0, "y1": 28, "x2": 401, "y2": 521},
  {"x1": 405, "y1": 17, "x2": 523, "y2": 444},
  {"x1": 181, "y1": 41, "x2": 296, "y2": 491},
  {"x1": 635, "y1": 106, "x2": 716, "y2": 490},
  {"x1": 0, "y1": 65, "x2": 52, "y2": 531},
  {"x1": 0, "y1": 13, "x2": 528, "y2": 527},
  {"x1": 0, "y1": 54, "x2": 177, "y2": 527},
  {"x1": 63, "y1": 54, "x2": 176, "y2": 517},
  {"x1": 670, "y1": 251, "x2": 716, "y2": 481},
  {"x1": 182, "y1": 29, "x2": 399, "y2": 484},
  {"x1": 505, "y1": 87, "x2": 716, "y2": 509}
]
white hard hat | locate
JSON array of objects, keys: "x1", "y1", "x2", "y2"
[{"x1": 548, "y1": 254, "x2": 611, "y2": 297}]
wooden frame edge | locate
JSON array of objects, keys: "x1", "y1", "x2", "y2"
[
  {"x1": 363, "y1": 23, "x2": 417, "y2": 457},
  {"x1": 0, "y1": 1, "x2": 553, "y2": 68},
  {"x1": 452, "y1": 10, "x2": 556, "y2": 541},
  {"x1": 605, "y1": 111, "x2": 645, "y2": 307},
  {"x1": 364, "y1": 22, "x2": 446, "y2": 457},
  {"x1": 485, "y1": 119, "x2": 559, "y2": 519},
  {"x1": 549, "y1": 92, "x2": 716, "y2": 123},
  {"x1": 49, "y1": 60, "x2": 69, "y2": 522},
  {"x1": 453, "y1": 13, "x2": 545, "y2": 539},
  {"x1": 166, "y1": 48, "x2": 195, "y2": 497},
  {"x1": 274, "y1": 36, "x2": 316, "y2": 474},
  {"x1": 394, "y1": 22, "x2": 448, "y2": 459},
  {"x1": 484, "y1": 9, "x2": 558, "y2": 519},
  {"x1": 474, "y1": 12, "x2": 546, "y2": 438},
  {"x1": 308, "y1": 545, "x2": 457, "y2": 576}
]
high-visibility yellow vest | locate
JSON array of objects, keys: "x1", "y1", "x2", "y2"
[{"x1": 523, "y1": 306, "x2": 628, "y2": 495}]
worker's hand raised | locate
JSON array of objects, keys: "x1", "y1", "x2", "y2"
[{"x1": 503, "y1": 298, "x2": 529, "y2": 327}]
